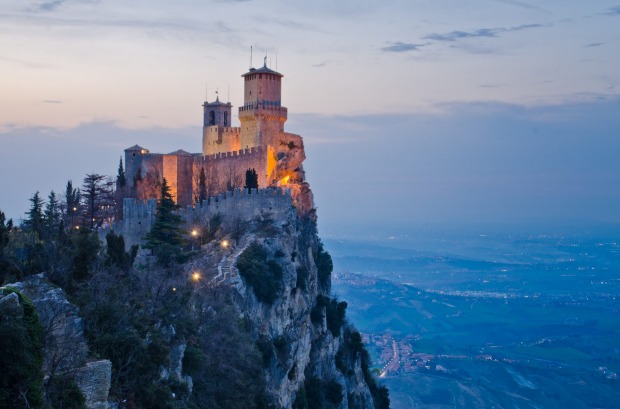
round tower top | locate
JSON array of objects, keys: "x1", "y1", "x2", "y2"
[{"x1": 242, "y1": 63, "x2": 283, "y2": 78}]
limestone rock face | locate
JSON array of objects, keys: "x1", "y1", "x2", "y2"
[
  {"x1": 6, "y1": 276, "x2": 112, "y2": 409},
  {"x1": 75, "y1": 360, "x2": 113, "y2": 409},
  {"x1": 228, "y1": 209, "x2": 377, "y2": 408},
  {"x1": 11, "y1": 275, "x2": 88, "y2": 374}
]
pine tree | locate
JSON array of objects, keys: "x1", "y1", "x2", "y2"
[
  {"x1": 0, "y1": 210, "x2": 12, "y2": 255},
  {"x1": 245, "y1": 168, "x2": 258, "y2": 191},
  {"x1": 144, "y1": 178, "x2": 186, "y2": 254},
  {"x1": 81, "y1": 173, "x2": 115, "y2": 230},
  {"x1": 44, "y1": 191, "x2": 61, "y2": 239},
  {"x1": 23, "y1": 191, "x2": 44, "y2": 238},
  {"x1": 198, "y1": 167, "x2": 207, "y2": 204},
  {"x1": 65, "y1": 180, "x2": 80, "y2": 218},
  {"x1": 117, "y1": 157, "x2": 126, "y2": 188}
]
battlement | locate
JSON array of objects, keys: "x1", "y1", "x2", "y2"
[
  {"x1": 205, "y1": 126, "x2": 241, "y2": 133},
  {"x1": 239, "y1": 104, "x2": 287, "y2": 116},
  {"x1": 203, "y1": 145, "x2": 265, "y2": 161}
]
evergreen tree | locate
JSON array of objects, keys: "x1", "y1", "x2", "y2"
[
  {"x1": 244, "y1": 168, "x2": 258, "y2": 191},
  {"x1": 117, "y1": 157, "x2": 126, "y2": 188},
  {"x1": 81, "y1": 174, "x2": 115, "y2": 230},
  {"x1": 144, "y1": 178, "x2": 186, "y2": 264},
  {"x1": 0, "y1": 210, "x2": 12, "y2": 255},
  {"x1": 198, "y1": 167, "x2": 207, "y2": 204},
  {"x1": 64, "y1": 180, "x2": 80, "y2": 223},
  {"x1": 23, "y1": 191, "x2": 44, "y2": 238},
  {"x1": 0, "y1": 210, "x2": 20, "y2": 283},
  {"x1": 44, "y1": 191, "x2": 61, "y2": 239}
]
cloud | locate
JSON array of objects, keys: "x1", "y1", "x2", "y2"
[
  {"x1": 604, "y1": 6, "x2": 620, "y2": 15},
  {"x1": 424, "y1": 24, "x2": 544, "y2": 42},
  {"x1": 312, "y1": 61, "x2": 330, "y2": 68},
  {"x1": 43, "y1": 100, "x2": 63, "y2": 104},
  {"x1": 585, "y1": 42, "x2": 604, "y2": 47},
  {"x1": 381, "y1": 42, "x2": 425, "y2": 53},
  {"x1": 488, "y1": 0, "x2": 549, "y2": 11},
  {"x1": 478, "y1": 83, "x2": 507, "y2": 88},
  {"x1": 37, "y1": 0, "x2": 64, "y2": 11}
]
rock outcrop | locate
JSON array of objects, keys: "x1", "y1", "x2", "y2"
[{"x1": 3, "y1": 276, "x2": 113, "y2": 409}]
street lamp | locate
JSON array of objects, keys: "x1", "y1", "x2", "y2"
[{"x1": 191, "y1": 229, "x2": 198, "y2": 250}]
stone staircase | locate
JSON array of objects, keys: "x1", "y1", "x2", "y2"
[{"x1": 212, "y1": 236, "x2": 253, "y2": 287}]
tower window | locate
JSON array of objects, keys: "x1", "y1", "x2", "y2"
[
  {"x1": 224, "y1": 112, "x2": 228, "y2": 126},
  {"x1": 209, "y1": 111, "x2": 215, "y2": 125}
]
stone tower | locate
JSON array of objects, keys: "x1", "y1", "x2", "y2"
[
  {"x1": 203, "y1": 95, "x2": 232, "y2": 128},
  {"x1": 202, "y1": 94, "x2": 239, "y2": 156},
  {"x1": 239, "y1": 61, "x2": 288, "y2": 150}
]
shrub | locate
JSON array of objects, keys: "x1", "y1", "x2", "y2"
[
  {"x1": 0, "y1": 289, "x2": 45, "y2": 409},
  {"x1": 236, "y1": 242, "x2": 283, "y2": 304},
  {"x1": 296, "y1": 266, "x2": 308, "y2": 290},
  {"x1": 313, "y1": 295, "x2": 347, "y2": 337},
  {"x1": 315, "y1": 241, "x2": 332, "y2": 290}
]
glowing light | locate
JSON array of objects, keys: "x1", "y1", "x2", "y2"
[
  {"x1": 221, "y1": 240, "x2": 229, "y2": 248},
  {"x1": 75, "y1": 226, "x2": 80, "y2": 230},
  {"x1": 278, "y1": 175, "x2": 290, "y2": 186},
  {"x1": 191, "y1": 229, "x2": 198, "y2": 237},
  {"x1": 192, "y1": 272, "x2": 201, "y2": 281},
  {"x1": 172, "y1": 287, "x2": 177, "y2": 292}
]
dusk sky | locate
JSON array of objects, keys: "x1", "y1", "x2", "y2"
[{"x1": 1, "y1": 1, "x2": 619, "y2": 233}]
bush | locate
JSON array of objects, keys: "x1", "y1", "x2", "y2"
[
  {"x1": 46, "y1": 375, "x2": 86, "y2": 409},
  {"x1": 296, "y1": 266, "x2": 308, "y2": 290},
  {"x1": 325, "y1": 381, "x2": 343, "y2": 406},
  {"x1": 0, "y1": 289, "x2": 45, "y2": 409},
  {"x1": 315, "y1": 241, "x2": 332, "y2": 291},
  {"x1": 236, "y1": 242, "x2": 283, "y2": 304},
  {"x1": 312, "y1": 295, "x2": 347, "y2": 337}
]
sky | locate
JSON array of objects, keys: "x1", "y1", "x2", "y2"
[{"x1": 1, "y1": 0, "x2": 619, "y2": 234}]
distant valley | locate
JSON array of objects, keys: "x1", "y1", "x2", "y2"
[{"x1": 325, "y1": 231, "x2": 620, "y2": 408}]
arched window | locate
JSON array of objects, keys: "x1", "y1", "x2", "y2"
[
  {"x1": 209, "y1": 111, "x2": 215, "y2": 125},
  {"x1": 224, "y1": 112, "x2": 228, "y2": 126}
]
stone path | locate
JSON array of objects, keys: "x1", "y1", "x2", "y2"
[{"x1": 212, "y1": 236, "x2": 253, "y2": 287}]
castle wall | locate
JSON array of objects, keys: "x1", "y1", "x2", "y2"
[
  {"x1": 162, "y1": 154, "x2": 193, "y2": 205},
  {"x1": 202, "y1": 126, "x2": 242, "y2": 156},
  {"x1": 195, "y1": 146, "x2": 270, "y2": 196},
  {"x1": 102, "y1": 189, "x2": 292, "y2": 250},
  {"x1": 100, "y1": 198, "x2": 157, "y2": 249}
]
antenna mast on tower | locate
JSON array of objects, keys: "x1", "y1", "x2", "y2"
[{"x1": 250, "y1": 46, "x2": 253, "y2": 68}]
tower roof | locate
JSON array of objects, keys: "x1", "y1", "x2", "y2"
[
  {"x1": 204, "y1": 96, "x2": 231, "y2": 107},
  {"x1": 125, "y1": 144, "x2": 147, "y2": 152},
  {"x1": 167, "y1": 149, "x2": 193, "y2": 156},
  {"x1": 242, "y1": 63, "x2": 283, "y2": 78}
]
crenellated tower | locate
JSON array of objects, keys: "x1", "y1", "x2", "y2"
[{"x1": 238, "y1": 61, "x2": 288, "y2": 149}]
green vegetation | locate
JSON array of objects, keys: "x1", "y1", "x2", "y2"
[
  {"x1": 312, "y1": 295, "x2": 347, "y2": 337},
  {"x1": 144, "y1": 178, "x2": 187, "y2": 266},
  {"x1": 303, "y1": 377, "x2": 343, "y2": 409},
  {"x1": 0, "y1": 288, "x2": 45, "y2": 409},
  {"x1": 244, "y1": 168, "x2": 259, "y2": 190},
  {"x1": 315, "y1": 240, "x2": 332, "y2": 291},
  {"x1": 236, "y1": 242, "x2": 283, "y2": 304}
]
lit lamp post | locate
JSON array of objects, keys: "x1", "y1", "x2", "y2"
[{"x1": 191, "y1": 229, "x2": 198, "y2": 250}]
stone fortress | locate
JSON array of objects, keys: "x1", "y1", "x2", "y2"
[{"x1": 112, "y1": 61, "x2": 313, "y2": 247}]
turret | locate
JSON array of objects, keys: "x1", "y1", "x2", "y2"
[
  {"x1": 238, "y1": 61, "x2": 288, "y2": 149},
  {"x1": 203, "y1": 95, "x2": 232, "y2": 127}
]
